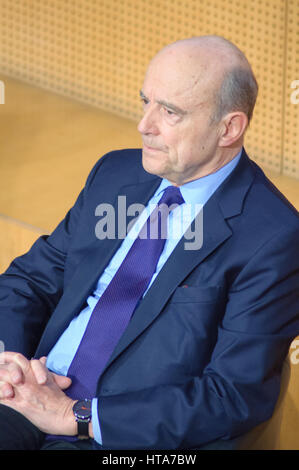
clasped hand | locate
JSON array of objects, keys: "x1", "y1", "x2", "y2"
[{"x1": 0, "y1": 352, "x2": 76, "y2": 436}]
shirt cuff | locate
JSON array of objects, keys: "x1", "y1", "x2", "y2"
[{"x1": 91, "y1": 398, "x2": 102, "y2": 445}]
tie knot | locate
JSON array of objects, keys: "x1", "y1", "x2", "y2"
[{"x1": 158, "y1": 186, "x2": 185, "y2": 208}]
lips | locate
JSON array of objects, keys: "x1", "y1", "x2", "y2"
[{"x1": 143, "y1": 142, "x2": 164, "y2": 152}]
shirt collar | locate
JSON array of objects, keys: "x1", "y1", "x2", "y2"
[{"x1": 155, "y1": 149, "x2": 243, "y2": 206}]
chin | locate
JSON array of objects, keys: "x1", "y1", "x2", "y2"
[{"x1": 142, "y1": 151, "x2": 165, "y2": 177}]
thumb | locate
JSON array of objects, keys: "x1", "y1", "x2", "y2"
[
  {"x1": 39, "y1": 356, "x2": 72, "y2": 390},
  {"x1": 53, "y1": 373, "x2": 72, "y2": 390}
]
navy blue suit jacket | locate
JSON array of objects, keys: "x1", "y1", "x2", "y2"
[{"x1": 0, "y1": 148, "x2": 299, "y2": 449}]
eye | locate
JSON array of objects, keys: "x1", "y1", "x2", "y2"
[
  {"x1": 140, "y1": 97, "x2": 149, "y2": 107},
  {"x1": 162, "y1": 107, "x2": 176, "y2": 117}
]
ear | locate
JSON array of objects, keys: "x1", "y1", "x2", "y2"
[{"x1": 218, "y1": 112, "x2": 248, "y2": 147}]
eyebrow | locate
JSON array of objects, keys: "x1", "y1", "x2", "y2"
[{"x1": 139, "y1": 90, "x2": 187, "y2": 116}]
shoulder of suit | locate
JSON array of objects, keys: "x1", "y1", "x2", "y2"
[
  {"x1": 246, "y1": 158, "x2": 299, "y2": 230},
  {"x1": 85, "y1": 148, "x2": 145, "y2": 186},
  {"x1": 99, "y1": 148, "x2": 142, "y2": 167}
]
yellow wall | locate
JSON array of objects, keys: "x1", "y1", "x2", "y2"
[
  {"x1": 0, "y1": 215, "x2": 42, "y2": 273},
  {"x1": 284, "y1": 0, "x2": 299, "y2": 178},
  {"x1": 0, "y1": 0, "x2": 298, "y2": 178}
]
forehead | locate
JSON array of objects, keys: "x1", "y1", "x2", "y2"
[{"x1": 142, "y1": 48, "x2": 215, "y2": 108}]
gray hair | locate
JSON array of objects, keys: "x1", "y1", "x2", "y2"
[{"x1": 210, "y1": 66, "x2": 259, "y2": 125}]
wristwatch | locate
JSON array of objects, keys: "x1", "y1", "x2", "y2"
[{"x1": 72, "y1": 399, "x2": 92, "y2": 440}]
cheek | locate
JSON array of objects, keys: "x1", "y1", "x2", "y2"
[
  {"x1": 163, "y1": 129, "x2": 184, "y2": 158},
  {"x1": 168, "y1": 131, "x2": 196, "y2": 166},
  {"x1": 161, "y1": 124, "x2": 199, "y2": 166},
  {"x1": 179, "y1": 128, "x2": 211, "y2": 157}
]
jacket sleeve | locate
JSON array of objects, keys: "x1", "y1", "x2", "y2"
[
  {"x1": 0, "y1": 156, "x2": 105, "y2": 358},
  {"x1": 97, "y1": 225, "x2": 299, "y2": 449}
]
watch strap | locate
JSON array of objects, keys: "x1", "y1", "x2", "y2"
[{"x1": 77, "y1": 419, "x2": 90, "y2": 440}]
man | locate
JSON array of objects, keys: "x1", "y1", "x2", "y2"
[{"x1": 0, "y1": 35, "x2": 298, "y2": 450}]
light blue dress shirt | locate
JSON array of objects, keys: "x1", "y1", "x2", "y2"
[{"x1": 47, "y1": 149, "x2": 242, "y2": 444}]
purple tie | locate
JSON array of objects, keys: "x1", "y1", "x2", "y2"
[{"x1": 66, "y1": 186, "x2": 184, "y2": 399}]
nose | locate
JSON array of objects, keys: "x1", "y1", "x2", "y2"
[{"x1": 137, "y1": 105, "x2": 159, "y2": 136}]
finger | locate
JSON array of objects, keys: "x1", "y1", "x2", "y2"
[
  {"x1": 0, "y1": 352, "x2": 30, "y2": 377},
  {"x1": 52, "y1": 373, "x2": 72, "y2": 390},
  {"x1": 37, "y1": 356, "x2": 72, "y2": 390},
  {"x1": 11, "y1": 353, "x2": 31, "y2": 374},
  {"x1": 0, "y1": 362, "x2": 24, "y2": 385},
  {"x1": 39, "y1": 356, "x2": 47, "y2": 366},
  {"x1": 7, "y1": 362, "x2": 25, "y2": 384},
  {"x1": 0, "y1": 352, "x2": 5, "y2": 366},
  {"x1": 0, "y1": 365, "x2": 11, "y2": 382},
  {"x1": 30, "y1": 359, "x2": 48, "y2": 385},
  {"x1": 0, "y1": 381, "x2": 14, "y2": 399}
]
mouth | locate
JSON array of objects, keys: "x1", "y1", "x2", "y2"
[{"x1": 143, "y1": 142, "x2": 165, "y2": 153}]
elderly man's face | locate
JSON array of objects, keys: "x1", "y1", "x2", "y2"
[{"x1": 137, "y1": 47, "x2": 223, "y2": 185}]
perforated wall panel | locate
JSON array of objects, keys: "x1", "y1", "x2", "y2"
[
  {"x1": 0, "y1": 0, "x2": 297, "y2": 176},
  {"x1": 284, "y1": 0, "x2": 299, "y2": 179}
]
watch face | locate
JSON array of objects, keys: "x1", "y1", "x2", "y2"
[{"x1": 73, "y1": 399, "x2": 92, "y2": 420}]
